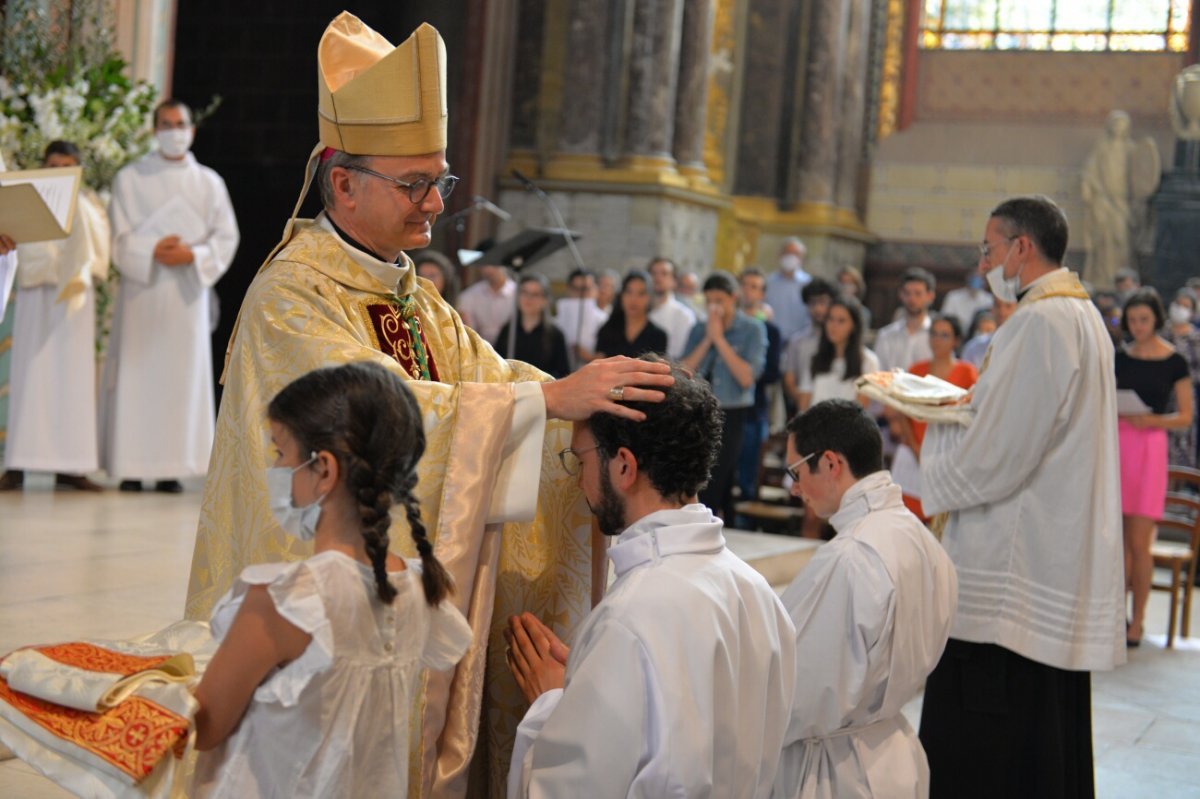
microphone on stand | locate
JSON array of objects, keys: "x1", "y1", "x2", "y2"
[
  {"x1": 472, "y1": 195, "x2": 512, "y2": 222},
  {"x1": 511, "y1": 169, "x2": 590, "y2": 368}
]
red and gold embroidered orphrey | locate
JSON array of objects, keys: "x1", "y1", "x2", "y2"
[
  {"x1": 0, "y1": 678, "x2": 188, "y2": 781},
  {"x1": 360, "y1": 301, "x2": 442, "y2": 381},
  {"x1": 29, "y1": 642, "x2": 172, "y2": 676}
]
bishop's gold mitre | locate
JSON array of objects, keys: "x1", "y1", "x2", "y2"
[{"x1": 317, "y1": 12, "x2": 447, "y2": 155}]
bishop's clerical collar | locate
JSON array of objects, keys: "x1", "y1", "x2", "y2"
[{"x1": 325, "y1": 214, "x2": 398, "y2": 265}]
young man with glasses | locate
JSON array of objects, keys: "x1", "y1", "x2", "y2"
[
  {"x1": 505, "y1": 358, "x2": 795, "y2": 797},
  {"x1": 774, "y1": 398, "x2": 956, "y2": 799},
  {"x1": 187, "y1": 15, "x2": 673, "y2": 793}
]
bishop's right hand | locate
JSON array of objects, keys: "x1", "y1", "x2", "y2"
[{"x1": 541, "y1": 355, "x2": 674, "y2": 422}]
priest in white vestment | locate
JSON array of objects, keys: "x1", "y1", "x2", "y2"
[
  {"x1": 507, "y1": 361, "x2": 796, "y2": 798},
  {"x1": 917, "y1": 196, "x2": 1124, "y2": 799},
  {"x1": 774, "y1": 399, "x2": 956, "y2": 799},
  {"x1": 101, "y1": 99, "x2": 239, "y2": 491},
  {"x1": 2, "y1": 142, "x2": 110, "y2": 491}
]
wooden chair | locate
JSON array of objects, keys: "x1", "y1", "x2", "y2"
[
  {"x1": 733, "y1": 432, "x2": 804, "y2": 534},
  {"x1": 1150, "y1": 467, "x2": 1200, "y2": 648}
]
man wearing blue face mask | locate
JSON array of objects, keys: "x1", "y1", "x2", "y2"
[
  {"x1": 939, "y1": 264, "x2": 994, "y2": 333},
  {"x1": 102, "y1": 99, "x2": 240, "y2": 494},
  {"x1": 916, "y1": 195, "x2": 1124, "y2": 799}
]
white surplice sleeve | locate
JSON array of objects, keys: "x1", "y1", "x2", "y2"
[
  {"x1": 190, "y1": 172, "x2": 239, "y2": 289},
  {"x1": 486, "y1": 381, "x2": 547, "y2": 524},
  {"x1": 511, "y1": 619, "x2": 651, "y2": 798},
  {"x1": 779, "y1": 541, "x2": 892, "y2": 741},
  {"x1": 921, "y1": 311, "x2": 1077, "y2": 515},
  {"x1": 108, "y1": 169, "x2": 159, "y2": 285}
]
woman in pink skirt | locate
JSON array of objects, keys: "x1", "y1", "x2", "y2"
[{"x1": 1116, "y1": 289, "x2": 1193, "y2": 646}]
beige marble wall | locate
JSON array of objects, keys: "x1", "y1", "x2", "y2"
[
  {"x1": 869, "y1": 50, "x2": 1180, "y2": 248},
  {"x1": 113, "y1": 0, "x2": 176, "y2": 97}
]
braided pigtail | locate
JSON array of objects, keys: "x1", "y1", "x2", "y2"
[
  {"x1": 346, "y1": 452, "x2": 398, "y2": 605},
  {"x1": 399, "y1": 479, "x2": 453, "y2": 606}
]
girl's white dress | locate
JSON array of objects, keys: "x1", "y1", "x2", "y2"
[{"x1": 191, "y1": 550, "x2": 471, "y2": 798}]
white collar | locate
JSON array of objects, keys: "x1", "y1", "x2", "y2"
[
  {"x1": 317, "y1": 213, "x2": 410, "y2": 293},
  {"x1": 828, "y1": 471, "x2": 903, "y2": 533},
  {"x1": 608, "y1": 504, "x2": 726, "y2": 577}
]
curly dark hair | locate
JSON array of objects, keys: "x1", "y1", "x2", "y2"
[
  {"x1": 267, "y1": 362, "x2": 452, "y2": 606},
  {"x1": 586, "y1": 355, "x2": 723, "y2": 502}
]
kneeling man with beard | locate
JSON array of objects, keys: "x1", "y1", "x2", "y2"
[{"x1": 504, "y1": 357, "x2": 796, "y2": 798}]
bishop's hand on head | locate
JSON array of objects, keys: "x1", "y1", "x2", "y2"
[{"x1": 540, "y1": 355, "x2": 674, "y2": 422}]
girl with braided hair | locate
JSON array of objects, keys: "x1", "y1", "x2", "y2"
[{"x1": 190, "y1": 361, "x2": 471, "y2": 798}]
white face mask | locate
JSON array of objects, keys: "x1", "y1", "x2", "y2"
[
  {"x1": 779, "y1": 253, "x2": 802, "y2": 273},
  {"x1": 266, "y1": 454, "x2": 326, "y2": 541},
  {"x1": 156, "y1": 128, "x2": 194, "y2": 159},
  {"x1": 984, "y1": 248, "x2": 1024, "y2": 304},
  {"x1": 1169, "y1": 303, "x2": 1194, "y2": 325}
]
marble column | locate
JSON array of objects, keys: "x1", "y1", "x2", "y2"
[
  {"x1": 794, "y1": 0, "x2": 848, "y2": 206},
  {"x1": 834, "y1": 0, "x2": 873, "y2": 211},
  {"x1": 556, "y1": 0, "x2": 614, "y2": 157},
  {"x1": 623, "y1": 0, "x2": 685, "y2": 166},
  {"x1": 673, "y1": 0, "x2": 715, "y2": 177},
  {"x1": 509, "y1": 0, "x2": 548, "y2": 153}
]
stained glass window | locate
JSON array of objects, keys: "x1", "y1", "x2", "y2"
[{"x1": 920, "y1": 0, "x2": 1191, "y2": 51}]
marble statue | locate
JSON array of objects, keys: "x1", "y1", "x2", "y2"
[{"x1": 1081, "y1": 110, "x2": 1160, "y2": 290}]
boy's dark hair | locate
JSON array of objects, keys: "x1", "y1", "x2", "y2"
[
  {"x1": 153, "y1": 97, "x2": 193, "y2": 127},
  {"x1": 786, "y1": 399, "x2": 883, "y2": 479},
  {"x1": 587, "y1": 356, "x2": 723, "y2": 502},
  {"x1": 900, "y1": 267, "x2": 936, "y2": 293},
  {"x1": 703, "y1": 271, "x2": 738, "y2": 295},
  {"x1": 267, "y1": 362, "x2": 452, "y2": 607},
  {"x1": 801, "y1": 277, "x2": 837, "y2": 304},
  {"x1": 44, "y1": 140, "x2": 82, "y2": 163},
  {"x1": 990, "y1": 195, "x2": 1069, "y2": 265}
]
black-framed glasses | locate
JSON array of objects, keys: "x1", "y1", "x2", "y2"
[
  {"x1": 558, "y1": 445, "x2": 600, "y2": 476},
  {"x1": 784, "y1": 451, "x2": 816, "y2": 482},
  {"x1": 348, "y1": 165, "x2": 459, "y2": 204}
]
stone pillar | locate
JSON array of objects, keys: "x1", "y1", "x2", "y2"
[
  {"x1": 732, "y1": 0, "x2": 792, "y2": 196},
  {"x1": 673, "y1": 0, "x2": 715, "y2": 179},
  {"x1": 834, "y1": 0, "x2": 873, "y2": 211},
  {"x1": 794, "y1": 0, "x2": 847, "y2": 206},
  {"x1": 622, "y1": 0, "x2": 685, "y2": 168},
  {"x1": 555, "y1": 0, "x2": 615, "y2": 159}
]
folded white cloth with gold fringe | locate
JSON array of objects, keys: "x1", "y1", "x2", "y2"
[{"x1": 856, "y1": 370, "x2": 975, "y2": 426}]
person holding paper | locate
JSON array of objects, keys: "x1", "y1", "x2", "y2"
[
  {"x1": 0, "y1": 141, "x2": 109, "y2": 492},
  {"x1": 1114, "y1": 288, "x2": 1193, "y2": 647},
  {"x1": 917, "y1": 196, "x2": 1124, "y2": 798},
  {"x1": 184, "y1": 15, "x2": 673, "y2": 795},
  {"x1": 101, "y1": 99, "x2": 239, "y2": 493}
]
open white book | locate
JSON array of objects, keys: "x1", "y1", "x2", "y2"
[
  {"x1": 0, "y1": 165, "x2": 83, "y2": 244},
  {"x1": 0, "y1": 165, "x2": 84, "y2": 322}
]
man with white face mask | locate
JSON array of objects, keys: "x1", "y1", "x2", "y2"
[
  {"x1": 765, "y1": 237, "x2": 813, "y2": 343},
  {"x1": 102, "y1": 99, "x2": 240, "y2": 493},
  {"x1": 916, "y1": 196, "x2": 1124, "y2": 798}
]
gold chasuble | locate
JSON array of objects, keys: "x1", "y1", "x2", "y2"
[{"x1": 186, "y1": 219, "x2": 592, "y2": 797}]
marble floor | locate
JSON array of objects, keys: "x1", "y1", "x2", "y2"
[{"x1": 1, "y1": 473, "x2": 1199, "y2": 797}]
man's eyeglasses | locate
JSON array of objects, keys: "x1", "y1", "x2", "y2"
[
  {"x1": 558, "y1": 445, "x2": 600, "y2": 476},
  {"x1": 979, "y1": 235, "x2": 1017, "y2": 260},
  {"x1": 785, "y1": 451, "x2": 817, "y2": 482},
  {"x1": 347, "y1": 165, "x2": 459, "y2": 204}
]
